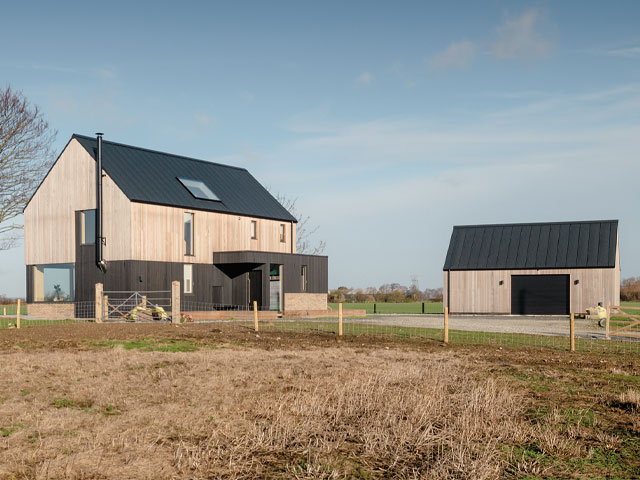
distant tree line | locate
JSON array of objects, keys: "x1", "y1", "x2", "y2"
[
  {"x1": 329, "y1": 284, "x2": 443, "y2": 303},
  {"x1": 621, "y1": 277, "x2": 640, "y2": 302}
]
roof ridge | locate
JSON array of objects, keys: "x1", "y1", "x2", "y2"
[
  {"x1": 453, "y1": 220, "x2": 618, "y2": 229},
  {"x1": 72, "y1": 133, "x2": 248, "y2": 172}
]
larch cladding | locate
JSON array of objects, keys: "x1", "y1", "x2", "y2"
[
  {"x1": 24, "y1": 139, "x2": 131, "y2": 265},
  {"x1": 444, "y1": 267, "x2": 619, "y2": 314},
  {"x1": 24, "y1": 139, "x2": 297, "y2": 267}
]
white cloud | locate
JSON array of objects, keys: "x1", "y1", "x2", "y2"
[
  {"x1": 430, "y1": 40, "x2": 476, "y2": 70},
  {"x1": 607, "y1": 46, "x2": 640, "y2": 58},
  {"x1": 355, "y1": 71, "x2": 373, "y2": 85},
  {"x1": 491, "y1": 9, "x2": 552, "y2": 59},
  {"x1": 194, "y1": 113, "x2": 211, "y2": 126}
]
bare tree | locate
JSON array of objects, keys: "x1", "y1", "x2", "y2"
[
  {"x1": 273, "y1": 192, "x2": 326, "y2": 255},
  {"x1": 0, "y1": 86, "x2": 56, "y2": 250}
]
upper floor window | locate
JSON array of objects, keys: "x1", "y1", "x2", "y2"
[
  {"x1": 251, "y1": 220, "x2": 257, "y2": 240},
  {"x1": 280, "y1": 224, "x2": 286, "y2": 243},
  {"x1": 184, "y1": 212, "x2": 194, "y2": 256},
  {"x1": 81, "y1": 210, "x2": 96, "y2": 245}
]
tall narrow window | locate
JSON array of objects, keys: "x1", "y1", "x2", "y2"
[
  {"x1": 280, "y1": 224, "x2": 286, "y2": 243},
  {"x1": 250, "y1": 220, "x2": 257, "y2": 239},
  {"x1": 184, "y1": 212, "x2": 193, "y2": 255},
  {"x1": 301, "y1": 265, "x2": 308, "y2": 292},
  {"x1": 81, "y1": 210, "x2": 96, "y2": 245},
  {"x1": 184, "y1": 264, "x2": 193, "y2": 294}
]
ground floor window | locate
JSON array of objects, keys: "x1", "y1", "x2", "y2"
[
  {"x1": 184, "y1": 264, "x2": 193, "y2": 294},
  {"x1": 32, "y1": 264, "x2": 75, "y2": 301},
  {"x1": 301, "y1": 265, "x2": 308, "y2": 292},
  {"x1": 269, "y1": 264, "x2": 281, "y2": 311}
]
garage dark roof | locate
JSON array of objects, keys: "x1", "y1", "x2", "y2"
[
  {"x1": 443, "y1": 220, "x2": 618, "y2": 271},
  {"x1": 72, "y1": 134, "x2": 297, "y2": 222}
]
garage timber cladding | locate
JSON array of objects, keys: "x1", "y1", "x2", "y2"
[{"x1": 443, "y1": 220, "x2": 620, "y2": 315}]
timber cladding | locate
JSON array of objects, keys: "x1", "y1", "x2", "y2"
[
  {"x1": 443, "y1": 268, "x2": 619, "y2": 314},
  {"x1": 24, "y1": 139, "x2": 131, "y2": 265},
  {"x1": 442, "y1": 220, "x2": 621, "y2": 314},
  {"x1": 130, "y1": 203, "x2": 295, "y2": 263},
  {"x1": 24, "y1": 138, "x2": 296, "y2": 266}
]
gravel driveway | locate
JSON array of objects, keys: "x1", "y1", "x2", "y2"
[{"x1": 342, "y1": 314, "x2": 606, "y2": 339}]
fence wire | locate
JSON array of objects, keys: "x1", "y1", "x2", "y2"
[{"x1": 2, "y1": 301, "x2": 639, "y2": 354}]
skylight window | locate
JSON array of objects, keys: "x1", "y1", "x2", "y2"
[{"x1": 178, "y1": 178, "x2": 221, "y2": 201}]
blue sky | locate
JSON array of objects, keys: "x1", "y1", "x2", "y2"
[{"x1": 1, "y1": 1, "x2": 639, "y2": 296}]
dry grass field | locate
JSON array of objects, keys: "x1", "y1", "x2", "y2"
[{"x1": 0, "y1": 324, "x2": 639, "y2": 479}]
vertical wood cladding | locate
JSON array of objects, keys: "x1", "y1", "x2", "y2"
[
  {"x1": 130, "y1": 203, "x2": 294, "y2": 263},
  {"x1": 24, "y1": 138, "x2": 132, "y2": 265},
  {"x1": 69, "y1": 249, "x2": 328, "y2": 312},
  {"x1": 443, "y1": 267, "x2": 619, "y2": 314}
]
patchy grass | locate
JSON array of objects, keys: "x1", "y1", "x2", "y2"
[{"x1": 90, "y1": 339, "x2": 200, "y2": 352}]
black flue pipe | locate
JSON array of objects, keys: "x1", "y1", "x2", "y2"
[{"x1": 95, "y1": 133, "x2": 107, "y2": 273}]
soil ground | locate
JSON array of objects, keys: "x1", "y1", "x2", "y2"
[{"x1": 1, "y1": 323, "x2": 639, "y2": 479}]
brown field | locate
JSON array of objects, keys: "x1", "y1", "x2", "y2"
[{"x1": 0, "y1": 324, "x2": 639, "y2": 479}]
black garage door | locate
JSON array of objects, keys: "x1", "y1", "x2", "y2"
[{"x1": 511, "y1": 275, "x2": 569, "y2": 315}]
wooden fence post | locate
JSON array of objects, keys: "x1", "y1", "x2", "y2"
[
  {"x1": 253, "y1": 300, "x2": 259, "y2": 332},
  {"x1": 605, "y1": 302, "x2": 611, "y2": 340},
  {"x1": 16, "y1": 299, "x2": 21, "y2": 329},
  {"x1": 103, "y1": 295, "x2": 108, "y2": 321},
  {"x1": 171, "y1": 281, "x2": 180, "y2": 325},
  {"x1": 444, "y1": 306, "x2": 449, "y2": 343},
  {"x1": 338, "y1": 303, "x2": 343, "y2": 336},
  {"x1": 570, "y1": 313, "x2": 575, "y2": 352},
  {"x1": 422, "y1": 302, "x2": 425, "y2": 314},
  {"x1": 95, "y1": 283, "x2": 103, "y2": 323}
]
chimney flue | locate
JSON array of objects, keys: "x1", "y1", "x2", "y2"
[{"x1": 95, "y1": 132, "x2": 107, "y2": 273}]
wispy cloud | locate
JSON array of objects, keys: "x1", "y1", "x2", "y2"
[
  {"x1": 193, "y1": 113, "x2": 212, "y2": 127},
  {"x1": 430, "y1": 40, "x2": 476, "y2": 70},
  {"x1": 606, "y1": 46, "x2": 640, "y2": 58},
  {"x1": 355, "y1": 71, "x2": 374, "y2": 85},
  {"x1": 491, "y1": 9, "x2": 552, "y2": 59}
]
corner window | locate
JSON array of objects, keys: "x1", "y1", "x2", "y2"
[
  {"x1": 184, "y1": 264, "x2": 193, "y2": 294},
  {"x1": 251, "y1": 220, "x2": 257, "y2": 240},
  {"x1": 81, "y1": 210, "x2": 96, "y2": 245},
  {"x1": 32, "y1": 264, "x2": 75, "y2": 301},
  {"x1": 301, "y1": 265, "x2": 308, "y2": 292},
  {"x1": 280, "y1": 224, "x2": 286, "y2": 243},
  {"x1": 184, "y1": 212, "x2": 194, "y2": 256}
]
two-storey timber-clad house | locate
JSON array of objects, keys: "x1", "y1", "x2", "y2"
[{"x1": 24, "y1": 134, "x2": 328, "y2": 315}]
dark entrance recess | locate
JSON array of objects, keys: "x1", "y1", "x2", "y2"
[
  {"x1": 248, "y1": 270, "x2": 262, "y2": 307},
  {"x1": 511, "y1": 275, "x2": 570, "y2": 315}
]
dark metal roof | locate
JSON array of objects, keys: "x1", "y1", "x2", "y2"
[
  {"x1": 72, "y1": 134, "x2": 297, "y2": 223},
  {"x1": 443, "y1": 220, "x2": 618, "y2": 270}
]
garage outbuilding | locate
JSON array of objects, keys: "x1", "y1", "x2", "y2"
[{"x1": 443, "y1": 220, "x2": 620, "y2": 315}]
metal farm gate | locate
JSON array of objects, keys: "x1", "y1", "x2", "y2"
[{"x1": 103, "y1": 290, "x2": 172, "y2": 322}]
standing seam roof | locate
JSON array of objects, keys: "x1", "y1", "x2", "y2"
[
  {"x1": 71, "y1": 134, "x2": 297, "y2": 223},
  {"x1": 443, "y1": 220, "x2": 618, "y2": 270}
]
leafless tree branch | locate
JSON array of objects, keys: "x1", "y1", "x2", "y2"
[
  {"x1": 0, "y1": 85, "x2": 56, "y2": 250},
  {"x1": 272, "y1": 191, "x2": 326, "y2": 255}
]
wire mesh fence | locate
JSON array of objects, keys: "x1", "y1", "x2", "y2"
[
  {"x1": 2, "y1": 299, "x2": 639, "y2": 354},
  {"x1": 0, "y1": 301, "x2": 95, "y2": 329}
]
